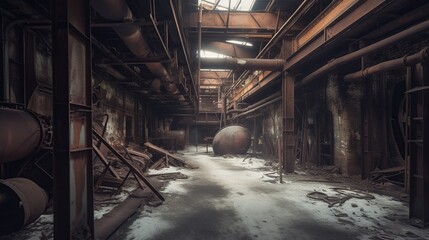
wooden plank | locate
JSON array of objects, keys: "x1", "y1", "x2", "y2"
[
  {"x1": 93, "y1": 129, "x2": 165, "y2": 201},
  {"x1": 93, "y1": 143, "x2": 121, "y2": 179},
  {"x1": 150, "y1": 157, "x2": 166, "y2": 170},
  {"x1": 126, "y1": 148, "x2": 151, "y2": 161},
  {"x1": 144, "y1": 142, "x2": 198, "y2": 169}
]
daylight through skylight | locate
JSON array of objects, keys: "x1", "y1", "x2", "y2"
[
  {"x1": 199, "y1": 50, "x2": 230, "y2": 58},
  {"x1": 226, "y1": 40, "x2": 253, "y2": 46},
  {"x1": 200, "y1": 0, "x2": 256, "y2": 11}
]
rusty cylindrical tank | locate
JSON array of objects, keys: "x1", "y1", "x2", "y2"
[
  {"x1": 0, "y1": 178, "x2": 48, "y2": 234},
  {"x1": 212, "y1": 125, "x2": 251, "y2": 155},
  {"x1": 0, "y1": 108, "x2": 45, "y2": 162}
]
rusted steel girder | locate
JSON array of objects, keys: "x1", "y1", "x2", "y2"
[
  {"x1": 201, "y1": 58, "x2": 285, "y2": 71},
  {"x1": 52, "y1": 0, "x2": 94, "y2": 238},
  {"x1": 184, "y1": 11, "x2": 284, "y2": 31},
  {"x1": 297, "y1": 19, "x2": 429, "y2": 87},
  {"x1": 407, "y1": 62, "x2": 429, "y2": 228},
  {"x1": 282, "y1": 73, "x2": 295, "y2": 173},
  {"x1": 286, "y1": 0, "x2": 387, "y2": 71}
]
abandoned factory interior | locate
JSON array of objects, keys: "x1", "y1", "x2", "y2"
[{"x1": 1, "y1": 0, "x2": 429, "y2": 239}]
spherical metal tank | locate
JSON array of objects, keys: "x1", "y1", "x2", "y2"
[{"x1": 212, "y1": 125, "x2": 251, "y2": 155}]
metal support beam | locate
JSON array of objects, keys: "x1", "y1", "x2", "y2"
[
  {"x1": 407, "y1": 62, "x2": 429, "y2": 228},
  {"x1": 286, "y1": 0, "x2": 387, "y2": 71},
  {"x1": 226, "y1": 0, "x2": 316, "y2": 98},
  {"x1": 184, "y1": 11, "x2": 283, "y2": 31},
  {"x1": 201, "y1": 58, "x2": 284, "y2": 71},
  {"x1": 297, "y1": 19, "x2": 429, "y2": 87},
  {"x1": 169, "y1": 0, "x2": 197, "y2": 107},
  {"x1": 283, "y1": 72, "x2": 295, "y2": 173},
  {"x1": 295, "y1": 0, "x2": 359, "y2": 49},
  {"x1": 52, "y1": 0, "x2": 94, "y2": 238}
]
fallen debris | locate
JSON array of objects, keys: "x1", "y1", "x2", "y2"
[
  {"x1": 93, "y1": 129, "x2": 165, "y2": 201},
  {"x1": 307, "y1": 188, "x2": 375, "y2": 208},
  {"x1": 144, "y1": 142, "x2": 198, "y2": 169},
  {"x1": 147, "y1": 172, "x2": 188, "y2": 180},
  {"x1": 371, "y1": 166, "x2": 405, "y2": 186}
]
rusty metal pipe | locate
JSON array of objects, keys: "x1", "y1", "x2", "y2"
[
  {"x1": 227, "y1": 91, "x2": 281, "y2": 115},
  {"x1": 344, "y1": 47, "x2": 429, "y2": 81},
  {"x1": 201, "y1": 58, "x2": 285, "y2": 71},
  {"x1": 234, "y1": 96, "x2": 282, "y2": 119},
  {"x1": 0, "y1": 178, "x2": 48, "y2": 234},
  {"x1": 0, "y1": 109, "x2": 44, "y2": 162},
  {"x1": 169, "y1": 0, "x2": 198, "y2": 100},
  {"x1": 91, "y1": 0, "x2": 178, "y2": 93},
  {"x1": 227, "y1": 0, "x2": 316, "y2": 97},
  {"x1": 298, "y1": 20, "x2": 429, "y2": 87}
]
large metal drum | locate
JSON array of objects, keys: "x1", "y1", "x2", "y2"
[
  {"x1": 0, "y1": 178, "x2": 48, "y2": 234},
  {"x1": 212, "y1": 125, "x2": 251, "y2": 155}
]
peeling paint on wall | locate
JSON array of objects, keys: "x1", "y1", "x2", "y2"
[
  {"x1": 261, "y1": 102, "x2": 282, "y2": 156},
  {"x1": 326, "y1": 75, "x2": 363, "y2": 176}
]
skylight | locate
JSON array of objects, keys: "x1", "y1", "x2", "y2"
[
  {"x1": 200, "y1": 0, "x2": 256, "y2": 11},
  {"x1": 226, "y1": 40, "x2": 253, "y2": 47},
  {"x1": 199, "y1": 50, "x2": 230, "y2": 58}
]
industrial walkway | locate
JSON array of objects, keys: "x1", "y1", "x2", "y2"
[{"x1": 110, "y1": 148, "x2": 428, "y2": 240}]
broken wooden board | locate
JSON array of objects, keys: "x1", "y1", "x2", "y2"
[
  {"x1": 144, "y1": 142, "x2": 198, "y2": 169},
  {"x1": 93, "y1": 143, "x2": 121, "y2": 179},
  {"x1": 93, "y1": 129, "x2": 165, "y2": 201},
  {"x1": 126, "y1": 148, "x2": 151, "y2": 161}
]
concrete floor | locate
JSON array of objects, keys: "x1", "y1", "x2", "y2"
[
  {"x1": 110, "y1": 148, "x2": 429, "y2": 240},
  {"x1": 2, "y1": 147, "x2": 429, "y2": 240}
]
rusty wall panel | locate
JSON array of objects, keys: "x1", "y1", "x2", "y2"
[
  {"x1": 326, "y1": 74, "x2": 363, "y2": 175},
  {"x1": 34, "y1": 38, "x2": 53, "y2": 85},
  {"x1": 96, "y1": 79, "x2": 138, "y2": 145},
  {"x1": 27, "y1": 89, "x2": 53, "y2": 116},
  {"x1": 261, "y1": 102, "x2": 282, "y2": 156}
]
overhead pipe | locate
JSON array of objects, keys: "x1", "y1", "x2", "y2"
[
  {"x1": 169, "y1": 0, "x2": 198, "y2": 102},
  {"x1": 226, "y1": 0, "x2": 316, "y2": 97},
  {"x1": 344, "y1": 47, "x2": 429, "y2": 81},
  {"x1": 201, "y1": 58, "x2": 285, "y2": 71},
  {"x1": 234, "y1": 96, "x2": 282, "y2": 119},
  {"x1": 91, "y1": 0, "x2": 179, "y2": 94},
  {"x1": 297, "y1": 19, "x2": 429, "y2": 88},
  {"x1": 227, "y1": 91, "x2": 281, "y2": 115}
]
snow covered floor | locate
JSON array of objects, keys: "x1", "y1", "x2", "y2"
[{"x1": 111, "y1": 148, "x2": 429, "y2": 240}]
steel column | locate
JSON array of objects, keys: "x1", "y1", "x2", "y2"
[
  {"x1": 51, "y1": 0, "x2": 94, "y2": 238},
  {"x1": 407, "y1": 62, "x2": 429, "y2": 228},
  {"x1": 283, "y1": 72, "x2": 295, "y2": 173}
]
